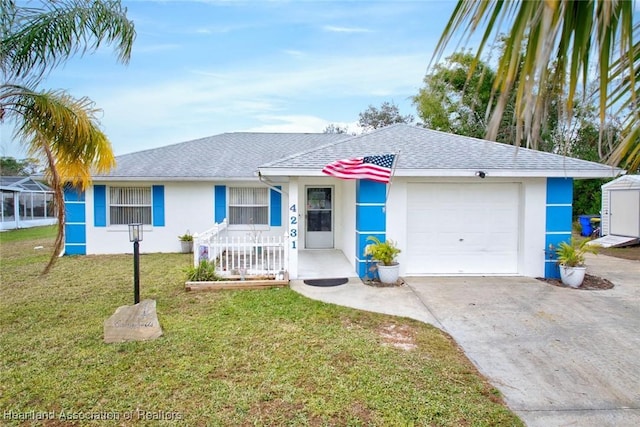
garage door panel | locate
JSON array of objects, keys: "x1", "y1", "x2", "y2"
[{"x1": 407, "y1": 183, "x2": 520, "y2": 275}]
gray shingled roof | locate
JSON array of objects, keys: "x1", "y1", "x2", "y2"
[
  {"x1": 96, "y1": 133, "x2": 349, "y2": 180},
  {"x1": 0, "y1": 176, "x2": 52, "y2": 192},
  {"x1": 260, "y1": 124, "x2": 622, "y2": 177},
  {"x1": 97, "y1": 125, "x2": 623, "y2": 181}
]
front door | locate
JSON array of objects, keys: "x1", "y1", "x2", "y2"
[{"x1": 305, "y1": 187, "x2": 333, "y2": 249}]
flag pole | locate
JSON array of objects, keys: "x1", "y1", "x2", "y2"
[{"x1": 385, "y1": 150, "x2": 400, "y2": 208}]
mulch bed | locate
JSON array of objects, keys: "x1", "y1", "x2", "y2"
[
  {"x1": 363, "y1": 278, "x2": 406, "y2": 288},
  {"x1": 365, "y1": 275, "x2": 615, "y2": 290},
  {"x1": 536, "y1": 274, "x2": 614, "y2": 290}
]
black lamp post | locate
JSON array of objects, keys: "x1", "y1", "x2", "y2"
[{"x1": 128, "y1": 223, "x2": 143, "y2": 304}]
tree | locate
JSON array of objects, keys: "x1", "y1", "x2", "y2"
[
  {"x1": 413, "y1": 52, "x2": 517, "y2": 143},
  {"x1": 1, "y1": 0, "x2": 135, "y2": 273},
  {"x1": 358, "y1": 101, "x2": 414, "y2": 132},
  {"x1": 433, "y1": 0, "x2": 639, "y2": 170},
  {"x1": 323, "y1": 124, "x2": 349, "y2": 134},
  {"x1": 0, "y1": 156, "x2": 42, "y2": 175},
  {"x1": 2, "y1": 157, "x2": 26, "y2": 175}
]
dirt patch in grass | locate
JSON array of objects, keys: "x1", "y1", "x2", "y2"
[{"x1": 378, "y1": 323, "x2": 417, "y2": 351}]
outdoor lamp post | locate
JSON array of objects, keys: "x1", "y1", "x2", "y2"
[{"x1": 128, "y1": 223, "x2": 143, "y2": 304}]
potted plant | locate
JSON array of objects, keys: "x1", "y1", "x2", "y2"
[
  {"x1": 178, "y1": 231, "x2": 193, "y2": 253},
  {"x1": 555, "y1": 237, "x2": 598, "y2": 287},
  {"x1": 364, "y1": 236, "x2": 401, "y2": 284}
]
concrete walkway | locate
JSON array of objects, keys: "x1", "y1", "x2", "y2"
[{"x1": 290, "y1": 254, "x2": 640, "y2": 427}]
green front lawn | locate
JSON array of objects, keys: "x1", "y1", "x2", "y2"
[{"x1": 0, "y1": 227, "x2": 522, "y2": 426}]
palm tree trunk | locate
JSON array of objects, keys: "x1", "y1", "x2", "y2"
[{"x1": 41, "y1": 143, "x2": 65, "y2": 275}]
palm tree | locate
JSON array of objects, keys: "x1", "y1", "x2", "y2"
[
  {"x1": 433, "y1": 0, "x2": 638, "y2": 171},
  {"x1": 1, "y1": 0, "x2": 135, "y2": 273}
]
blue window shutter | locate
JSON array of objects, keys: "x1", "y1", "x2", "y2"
[
  {"x1": 270, "y1": 186, "x2": 282, "y2": 226},
  {"x1": 214, "y1": 185, "x2": 226, "y2": 222},
  {"x1": 94, "y1": 185, "x2": 106, "y2": 227},
  {"x1": 152, "y1": 185, "x2": 165, "y2": 226}
]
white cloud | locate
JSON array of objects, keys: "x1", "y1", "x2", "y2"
[
  {"x1": 242, "y1": 115, "x2": 330, "y2": 133},
  {"x1": 322, "y1": 25, "x2": 373, "y2": 34},
  {"x1": 283, "y1": 49, "x2": 306, "y2": 58},
  {"x1": 86, "y1": 51, "x2": 427, "y2": 154}
]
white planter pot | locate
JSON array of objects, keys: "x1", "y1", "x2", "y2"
[
  {"x1": 180, "y1": 241, "x2": 193, "y2": 254},
  {"x1": 377, "y1": 263, "x2": 400, "y2": 284},
  {"x1": 559, "y1": 265, "x2": 586, "y2": 288}
]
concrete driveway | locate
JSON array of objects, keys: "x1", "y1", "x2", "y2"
[{"x1": 291, "y1": 254, "x2": 640, "y2": 426}]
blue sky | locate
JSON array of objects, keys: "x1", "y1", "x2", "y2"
[{"x1": 2, "y1": 0, "x2": 459, "y2": 158}]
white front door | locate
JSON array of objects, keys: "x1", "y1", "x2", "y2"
[{"x1": 305, "y1": 186, "x2": 334, "y2": 249}]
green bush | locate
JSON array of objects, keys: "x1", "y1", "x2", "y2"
[{"x1": 573, "y1": 178, "x2": 607, "y2": 218}]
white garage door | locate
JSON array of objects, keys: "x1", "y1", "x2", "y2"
[{"x1": 406, "y1": 183, "x2": 520, "y2": 275}]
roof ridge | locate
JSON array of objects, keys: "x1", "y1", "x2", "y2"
[
  {"x1": 259, "y1": 133, "x2": 355, "y2": 167},
  {"x1": 259, "y1": 124, "x2": 411, "y2": 167}
]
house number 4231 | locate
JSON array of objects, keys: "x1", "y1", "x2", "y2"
[{"x1": 289, "y1": 204, "x2": 298, "y2": 249}]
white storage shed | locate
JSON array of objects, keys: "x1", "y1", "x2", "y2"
[{"x1": 601, "y1": 175, "x2": 640, "y2": 239}]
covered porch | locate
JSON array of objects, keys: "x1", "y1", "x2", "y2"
[{"x1": 297, "y1": 249, "x2": 358, "y2": 279}]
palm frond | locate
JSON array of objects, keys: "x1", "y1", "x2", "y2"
[
  {"x1": 432, "y1": 0, "x2": 637, "y2": 168},
  {"x1": 1, "y1": 0, "x2": 135, "y2": 82},
  {"x1": 2, "y1": 84, "x2": 116, "y2": 188}
]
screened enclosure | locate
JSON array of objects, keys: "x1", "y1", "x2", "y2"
[{"x1": 0, "y1": 176, "x2": 56, "y2": 230}]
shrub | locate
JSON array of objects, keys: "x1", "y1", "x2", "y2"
[{"x1": 185, "y1": 260, "x2": 220, "y2": 281}]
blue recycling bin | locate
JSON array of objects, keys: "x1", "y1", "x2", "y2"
[{"x1": 579, "y1": 215, "x2": 599, "y2": 236}]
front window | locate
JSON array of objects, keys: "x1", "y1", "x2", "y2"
[
  {"x1": 109, "y1": 187, "x2": 151, "y2": 225},
  {"x1": 228, "y1": 187, "x2": 268, "y2": 225}
]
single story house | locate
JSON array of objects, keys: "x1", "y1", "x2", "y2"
[
  {"x1": 64, "y1": 124, "x2": 623, "y2": 279},
  {"x1": 1, "y1": 176, "x2": 57, "y2": 231}
]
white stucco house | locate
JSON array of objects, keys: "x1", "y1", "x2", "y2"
[{"x1": 63, "y1": 124, "x2": 623, "y2": 279}]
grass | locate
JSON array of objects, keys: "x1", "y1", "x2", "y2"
[{"x1": 0, "y1": 227, "x2": 523, "y2": 426}]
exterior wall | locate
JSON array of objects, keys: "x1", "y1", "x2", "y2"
[
  {"x1": 339, "y1": 180, "x2": 356, "y2": 268},
  {"x1": 83, "y1": 181, "x2": 286, "y2": 255},
  {"x1": 75, "y1": 175, "x2": 573, "y2": 279},
  {"x1": 544, "y1": 178, "x2": 574, "y2": 278},
  {"x1": 355, "y1": 180, "x2": 387, "y2": 278},
  {"x1": 64, "y1": 187, "x2": 87, "y2": 255},
  {"x1": 521, "y1": 179, "x2": 547, "y2": 277}
]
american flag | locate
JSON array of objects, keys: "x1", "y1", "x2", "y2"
[{"x1": 322, "y1": 154, "x2": 396, "y2": 183}]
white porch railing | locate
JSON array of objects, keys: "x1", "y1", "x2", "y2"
[{"x1": 193, "y1": 220, "x2": 288, "y2": 277}]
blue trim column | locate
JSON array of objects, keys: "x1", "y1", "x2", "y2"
[
  {"x1": 545, "y1": 178, "x2": 573, "y2": 278},
  {"x1": 355, "y1": 180, "x2": 387, "y2": 278},
  {"x1": 93, "y1": 185, "x2": 106, "y2": 227},
  {"x1": 64, "y1": 186, "x2": 86, "y2": 255},
  {"x1": 270, "y1": 186, "x2": 282, "y2": 226},
  {"x1": 152, "y1": 185, "x2": 165, "y2": 226},
  {"x1": 214, "y1": 185, "x2": 226, "y2": 223}
]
